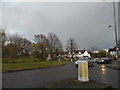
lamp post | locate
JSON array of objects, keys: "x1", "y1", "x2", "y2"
[
  {"x1": 113, "y1": 1, "x2": 119, "y2": 61},
  {"x1": 109, "y1": 1, "x2": 119, "y2": 61}
]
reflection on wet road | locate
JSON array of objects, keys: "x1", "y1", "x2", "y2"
[{"x1": 89, "y1": 64, "x2": 118, "y2": 88}]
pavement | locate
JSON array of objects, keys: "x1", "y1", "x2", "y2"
[
  {"x1": 44, "y1": 78, "x2": 112, "y2": 89},
  {"x1": 106, "y1": 60, "x2": 120, "y2": 70}
]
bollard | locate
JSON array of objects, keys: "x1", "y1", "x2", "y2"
[{"x1": 78, "y1": 61, "x2": 89, "y2": 82}]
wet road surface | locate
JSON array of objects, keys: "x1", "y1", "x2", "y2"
[
  {"x1": 89, "y1": 64, "x2": 118, "y2": 88},
  {"x1": 2, "y1": 62, "x2": 119, "y2": 88}
]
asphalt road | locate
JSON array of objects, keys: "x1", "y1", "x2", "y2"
[{"x1": 2, "y1": 62, "x2": 119, "y2": 88}]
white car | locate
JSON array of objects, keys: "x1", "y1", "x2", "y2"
[{"x1": 75, "y1": 57, "x2": 94, "y2": 68}]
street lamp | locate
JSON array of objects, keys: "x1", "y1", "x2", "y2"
[
  {"x1": 108, "y1": 1, "x2": 119, "y2": 61},
  {"x1": 113, "y1": 1, "x2": 119, "y2": 61}
]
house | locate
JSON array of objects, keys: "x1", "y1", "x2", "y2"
[
  {"x1": 81, "y1": 51, "x2": 91, "y2": 57},
  {"x1": 63, "y1": 50, "x2": 91, "y2": 60},
  {"x1": 108, "y1": 46, "x2": 120, "y2": 58}
]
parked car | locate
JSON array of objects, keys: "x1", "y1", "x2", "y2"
[
  {"x1": 75, "y1": 57, "x2": 94, "y2": 68},
  {"x1": 96, "y1": 57, "x2": 112, "y2": 64}
]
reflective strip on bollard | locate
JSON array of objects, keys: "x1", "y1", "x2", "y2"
[
  {"x1": 84, "y1": 62, "x2": 88, "y2": 78},
  {"x1": 79, "y1": 62, "x2": 82, "y2": 78}
]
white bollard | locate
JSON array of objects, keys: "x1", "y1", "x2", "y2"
[{"x1": 78, "y1": 61, "x2": 89, "y2": 82}]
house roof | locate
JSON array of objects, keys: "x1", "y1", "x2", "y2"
[
  {"x1": 108, "y1": 47, "x2": 120, "y2": 52},
  {"x1": 64, "y1": 50, "x2": 91, "y2": 54}
]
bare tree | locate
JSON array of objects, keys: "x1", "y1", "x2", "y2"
[
  {"x1": 8, "y1": 33, "x2": 21, "y2": 45},
  {"x1": 33, "y1": 34, "x2": 49, "y2": 60},
  {"x1": 66, "y1": 38, "x2": 78, "y2": 60},
  {"x1": 7, "y1": 33, "x2": 22, "y2": 58},
  {"x1": 1, "y1": 28, "x2": 9, "y2": 59},
  {"x1": 5, "y1": 33, "x2": 32, "y2": 58},
  {"x1": 47, "y1": 33, "x2": 63, "y2": 60},
  {"x1": 0, "y1": 28, "x2": 7, "y2": 46},
  {"x1": 20, "y1": 38, "x2": 32, "y2": 56}
]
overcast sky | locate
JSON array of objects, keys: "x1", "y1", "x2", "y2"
[{"x1": 1, "y1": 2, "x2": 119, "y2": 50}]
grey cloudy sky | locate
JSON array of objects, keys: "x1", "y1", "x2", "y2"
[{"x1": 1, "y1": 2, "x2": 118, "y2": 50}]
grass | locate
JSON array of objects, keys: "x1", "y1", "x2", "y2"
[
  {"x1": 2, "y1": 56, "x2": 40, "y2": 63},
  {"x1": 2, "y1": 61, "x2": 65, "y2": 72}
]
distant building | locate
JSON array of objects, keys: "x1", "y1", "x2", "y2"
[
  {"x1": 103, "y1": 49, "x2": 109, "y2": 53},
  {"x1": 93, "y1": 50, "x2": 99, "y2": 53},
  {"x1": 63, "y1": 50, "x2": 91, "y2": 60},
  {"x1": 92, "y1": 49, "x2": 109, "y2": 54}
]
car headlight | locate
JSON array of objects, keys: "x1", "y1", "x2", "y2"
[
  {"x1": 75, "y1": 62, "x2": 78, "y2": 64},
  {"x1": 101, "y1": 60, "x2": 104, "y2": 62}
]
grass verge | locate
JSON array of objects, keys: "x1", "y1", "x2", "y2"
[{"x1": 2, "y1": 61, "x2": 65, "y2": 72}]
